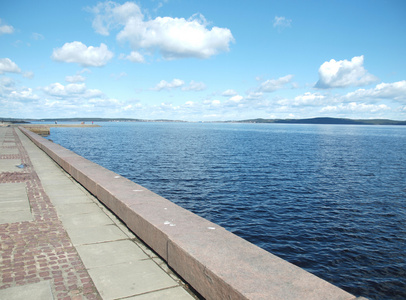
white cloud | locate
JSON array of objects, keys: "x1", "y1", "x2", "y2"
[
  {"x1": 31, "y1": 32, "x2": 44, "y2": 40},
  {"x1": 182, "y1": 81, "x2": 206, "y2": 91},
  {"x1": 229, "y1": 95, "x2": 243, "y2": 102},
  {"x1": 203, "y1": 99, "x2": 221, "y2": 106},
  {"x1": 277, "y1": 92, "x2": 326, "y2": 106},
  {"x1": 110, "y1": 72, "x2": 128, "y2": 80},
  {"x1": 89, "y1": 1, "x2": 143, "y2": 36},
  {"x1": 222, "y1": 89, "x2": 238, "y2": 96},
  {"x1": 315, "y1": 55, "x2": 378, "y2": 89},
  {"x1": 258, "y1": 75, "x2": 294, "y2": 92},
  {"x1": 0, "y1": 76, "x2": 15, "y2": 88},
  {"x1": 10, "y1": 88, "x2": 39, "y2": 101},
  {"x1": 0, "y1": 77, "x2": 39, "y2": 102},
  {"x1": 23, "y1": 71, "x2": 34, "y2": 79},
  {"x1": 293, "y1": 92, "x2": 325, "y2": 106},
  {"x1": 90, "y1": 1, "x2": 234, "y2": 60},
  {"x1": 0, "y1": 19, "x2": 14, "y2": 35},
  {"x1": 120, "y1": 51, "x2": 145, "y2": 63},
  {"x1": 51, "y1": 41, "x2": 114, "y2": 67},
  {"x1": 344, "y1": 80, "x2": 406, "y2": 102},
  {"x1": 321, "y1": 102, "x2": 390, "y2": 113},
  {"x1": 0, "y1": 58, "x2": 21, "y2": 74},
  {"x1": 152, "y1": 79, "x2": 185, "y2": 91},
  {"x1": 273, "y1": 16, "x2": 292, "y2": 29},
  {"x1": 246, "y1": 91, "x2": 263, "y2": 100},
  {"x1": 43, "y1": 82, "x2": 103, "y2": 98},
  {"x1": 65, "y1": 74, "x2": 86, "y2": 83}
]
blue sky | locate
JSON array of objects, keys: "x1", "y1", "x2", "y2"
[{"x1": 1, "y1": 0, "x2": 405, "y2": 121}]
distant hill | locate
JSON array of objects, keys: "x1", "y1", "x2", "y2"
[
  {"x1": 235, "y1": 117, "x2": 406, "y2": 125},
  {"x1": 2, "y1": 117, "x2": 406, "y2": 125},
  {"x1": 39, "y1": 118, "x2": 186, "y2": 123}
]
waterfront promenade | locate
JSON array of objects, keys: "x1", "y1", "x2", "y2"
[
  {"x1": 0, "y1": 126, "x2": 197, "y2": 299},
  {"x1": 1, "y1": 125, "x2": 367, "y2": 300}
]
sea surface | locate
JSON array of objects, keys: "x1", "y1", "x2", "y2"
[{"x1": 47, "y1": 122, "x2": 406, "y2": 299}]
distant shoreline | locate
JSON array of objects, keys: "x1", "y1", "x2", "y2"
[{"x1": 1, "y1": 117, "x2": 406, "y2": 126}]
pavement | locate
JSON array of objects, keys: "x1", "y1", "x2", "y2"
[{"x1": 0, "y1": 126, "x2": 198, "y2": 300}]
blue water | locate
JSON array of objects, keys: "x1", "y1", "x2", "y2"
[{"x1": 48, "y1": 122, "x2": 406, "y2": 299}]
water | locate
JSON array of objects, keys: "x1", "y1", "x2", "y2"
[{"x1": 48, "y1": 122, "x2": 406, "y2": 299}]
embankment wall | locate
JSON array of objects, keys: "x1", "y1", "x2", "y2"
[{"x1": 19, "y1": 127, "x2": 364, "y2": 300}]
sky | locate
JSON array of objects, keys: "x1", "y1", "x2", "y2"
[{"x1": 1, "y1": 0, "x2": 406, "y2": 121}]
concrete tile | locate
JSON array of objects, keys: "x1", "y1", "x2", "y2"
[
  {"x1": 127, "y1": 286, "x2": 195, "y2": 300},
  {"x1": 0, "y1": 210, "x2": 33, "y2": 223},
  {"x1": 0, "y1": 159, "x2": 24, "y2": 172},
  {"x1": 88, "y1": 260, "x2": 178, "y2": 300},
  {"x1": 40, "y1": 177, "x2": 73, "y2": 186},
  {"x1": 59, "y1": 211, "x2": 114, "y2": 229},
  {"x1": 0, "y1": 182, "x2": 32, "y2": 224},
  {"x1": 115, "y1": 222, "x2": 137, "y2": 239},
  {"x1": 0, "y1": 280, "x2": 54, "y2": 300},
  {"x1": 66, "y1": 224, "x2": 128, "y2": 246},
  {"x1": 76, "y1": 240, "x2": 148, "y2": 268},
  {"x1": 44, "y1": 185, "x2": 87, "y2": 196},
  {"x1": 0, "y1": 199, "x2": 30, "y2": 211},
  {"x1": 0, "y1": 183, "x2": 27, "y2": 200},
  {"x1": 0, "y1": 147, "x2": 19, "y2": 154},
  {"x1": 47, "y1": 194, "x2": 94, "y2": 205},
  {"x1": 55, "y1": 202, "x2": 102, "y2": 216}
]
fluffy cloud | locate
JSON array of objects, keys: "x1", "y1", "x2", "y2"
[
  {"x1": 182, "y1": 81, "x2": 207, "y2": 91},
  {"x1": 315, "y1": 55, "x2": 378, "y2": 89},
  {"x1": 222, "y1": 89, "x2": 238, "y2": 96},
  {"x1": 23, "y1": 71, "x2": 34, "y2": 79},
  {"x1": 344, "y1": 80, "x2": 406, "y2": 102},
  {"x1": 89, "y1": 1, "x2": 142, "y2": 36},
  {"x1": 43, "y1": 82, "x2": 103, "y2": 98},
  {"x1": 89, "y1": 1, "x2": 234, "y2": 60},
  {"x1": 0, "y1": 58, "x2": 21, "y2": 74},
  {"x1": 120, "y1": 51, "x2": 145, "y2": 63},
  {"x1": 31, "y1": 32, "x2": 44, "y2": 40},
  {"x1": 0, "y1": 77, "x2": 39, "y2": 104},
  {"x1": 258, "y1": 75, "x2": 294, "y2": 92},
  {"x1": 0, "y1": 19, "x2": 14, "y2": 35},
  {"x1": 321, "y1": 102, "x2": 390, "y2": 113},
  {"x1": 278, "y1": 92, "x2": 326, "y2": 106},
  {"x1": 203, "y1": 99, "x2": 221, "y2": 106},
  {"x1": 152, "y1": 79, "x2": 185, "y2": 91},
  {"x1": 51, "y1": 41, "x2": 114, "y2": 67},
  {"x1": 273, "y1": 16, "x2": 292, "y2": 29},
  {"x1": 65, "y1": 75, "x2": 86, "y2": 83},
  {"x1": 229, "y1": 95, "x2": 243, "y2": 103},
  {"x1": 10, "y1": 88, "x2": 39, "y2": 101}
]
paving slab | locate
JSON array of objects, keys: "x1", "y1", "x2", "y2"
[
  {"x1": 0, "y1": 182, "x2": 32, "y2": 223},
  {"x1": 87, "y1": 260, "x2": 179, "y2": 300},
  {"x1": 0, "y1": 182, "x2": 27, "y2": 197},
  {"x1": 0, "y1": 280, "x2": 54, "y2": 300},
  {"x1": 0, "y1": 147, "x2": 19, "y2": 155},
  {"x1": 0, "y1": 159, "x2": 24, "y2": 172},
  {"x1": 0, "y1": 209, "x2": 33, "y2": 224},
  {"x1": 76, "y1": 240, "x2": 149, "y2": 268},
  {"x1": 59, "y1": 211, "x2": 115, "y2": 229},
  {"x1": 128, "y1": 286, "x2": 199, "y2": 300},
  {"x1": 48, "y1": 193, "x2": 95, "y2": 205},
  {"x1": 54, "y1": 202, "x2": 103, "y2": 216},
  {"x1": 65, "y1": 224, "x2": 130, "y2": 246}
]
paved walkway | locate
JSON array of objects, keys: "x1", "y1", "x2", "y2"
[{"x1": 0, "y1": 126, "x2": 197, "y2": 300}]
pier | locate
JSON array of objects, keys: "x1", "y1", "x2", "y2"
[{"x1": 0, "y1": 126, "x2": 367, "y2": 299}]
